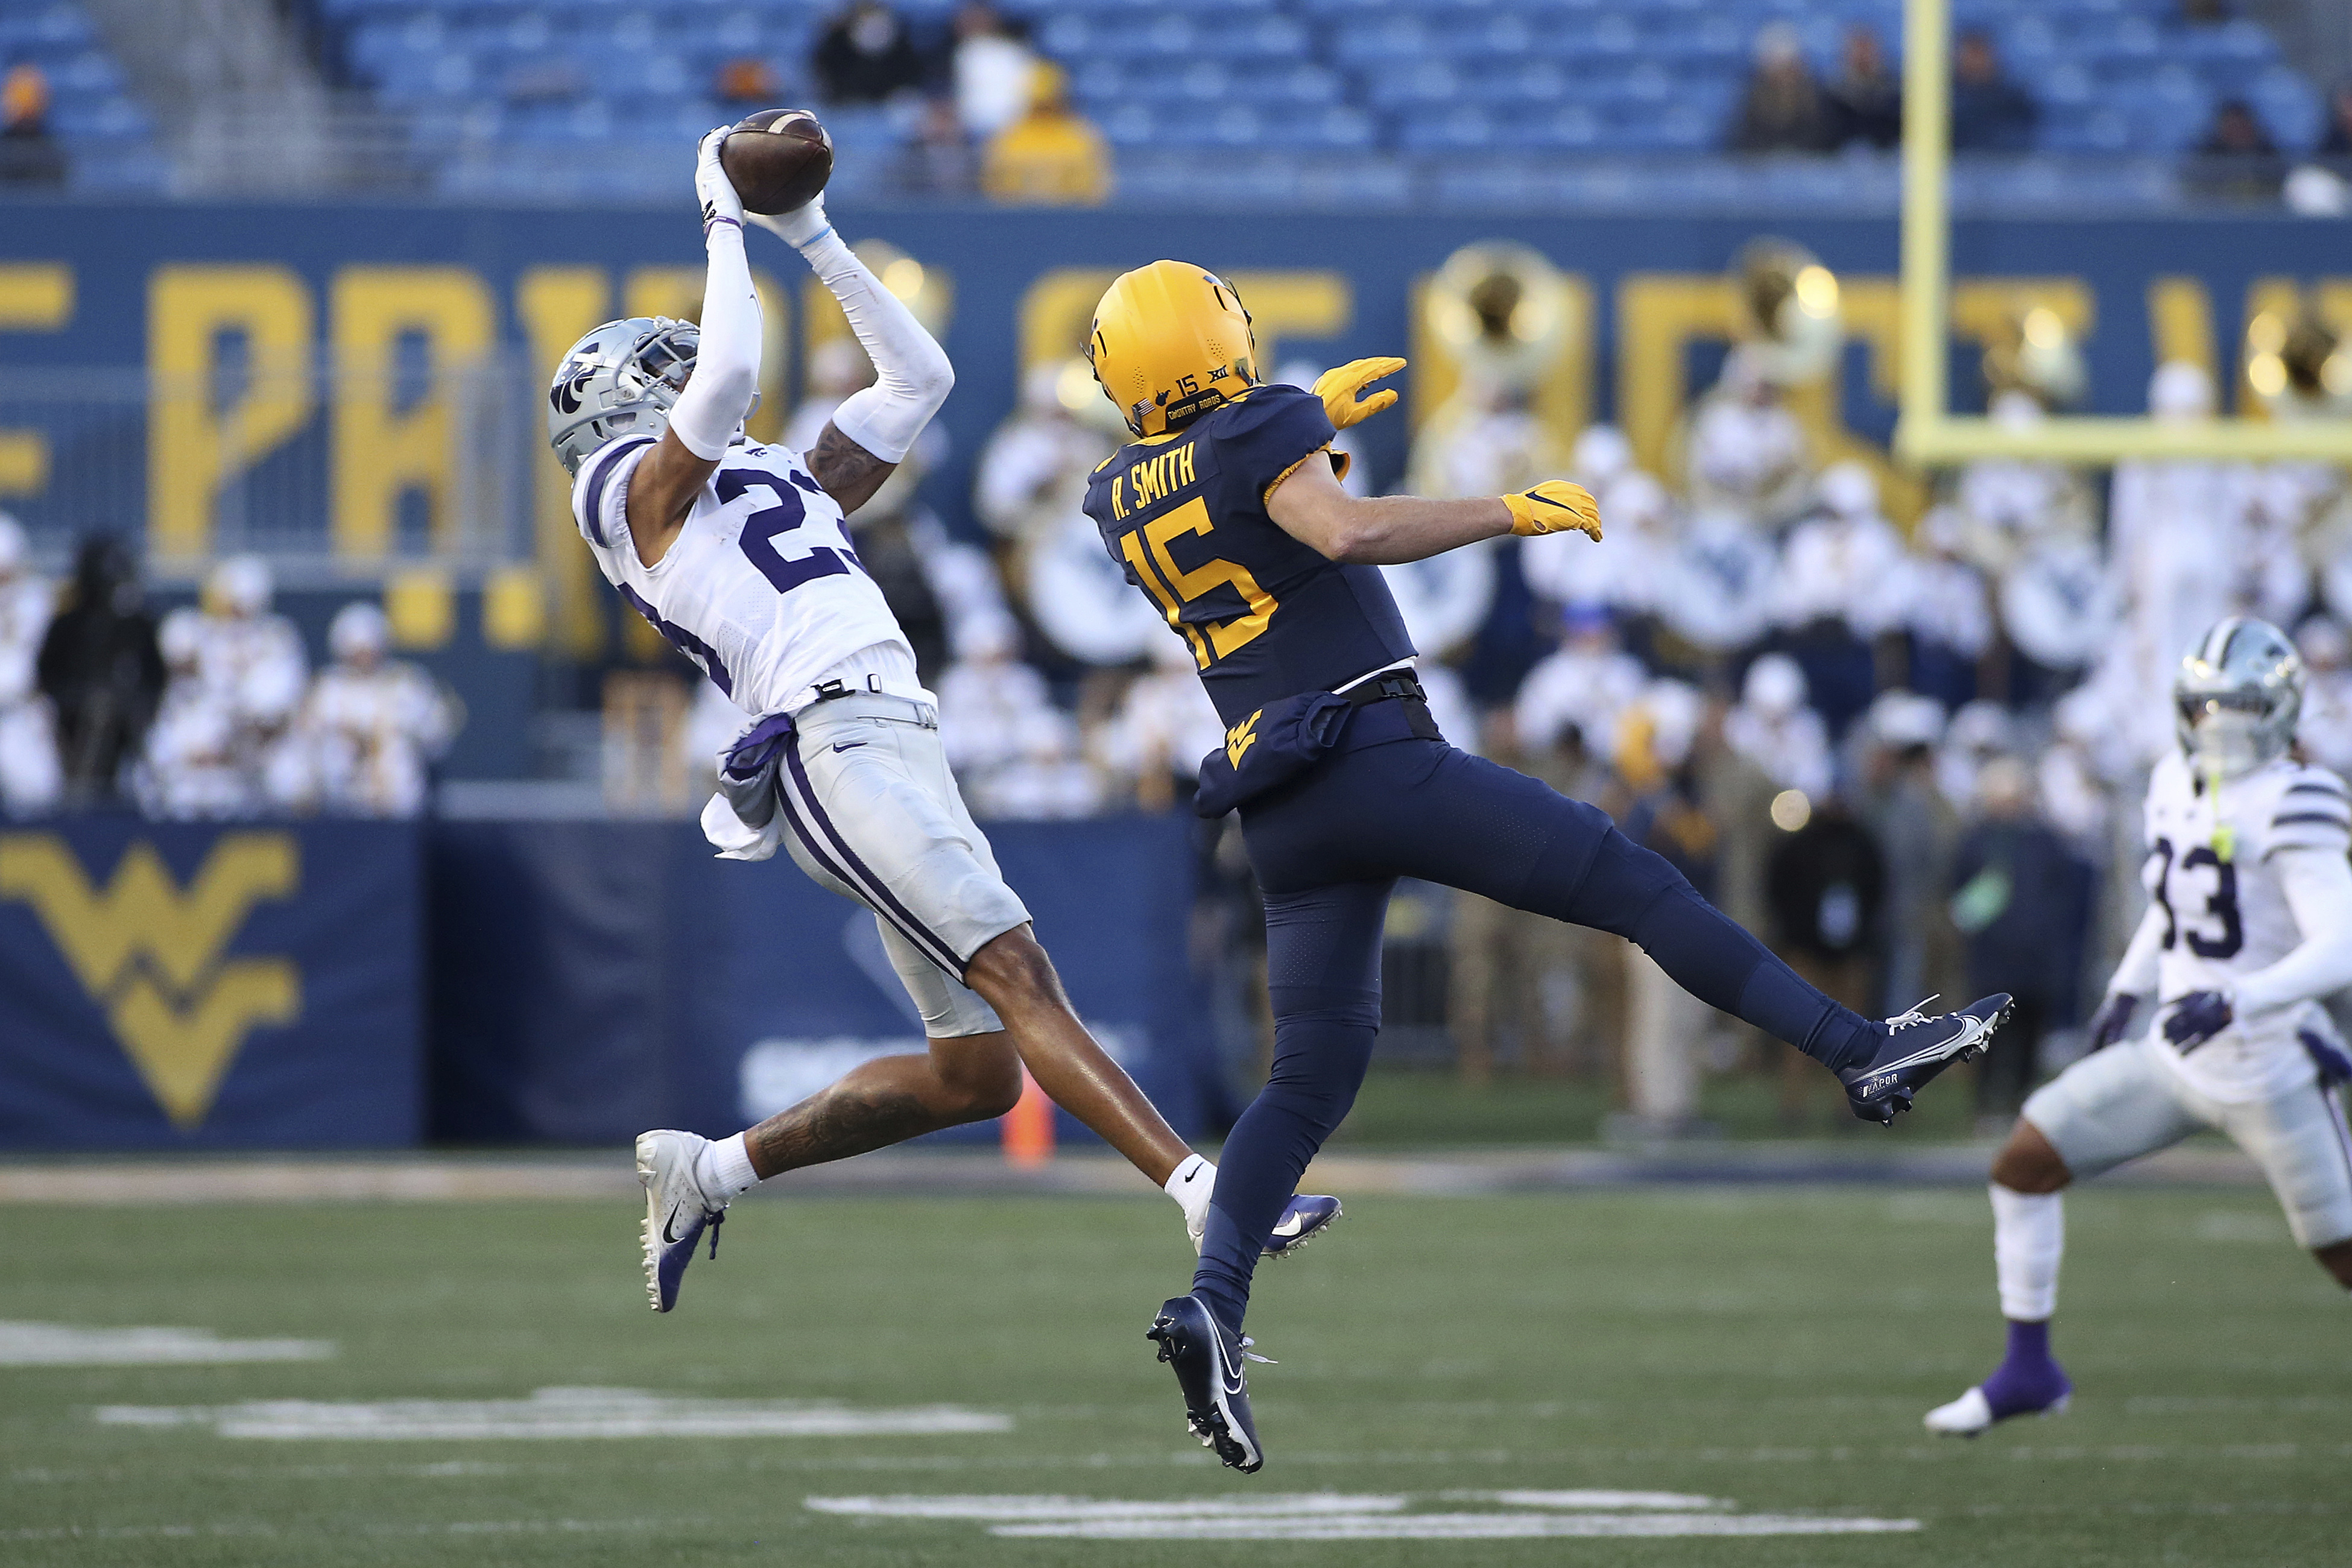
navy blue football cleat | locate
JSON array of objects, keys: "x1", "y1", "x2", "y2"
[
  {"x1": 1264, "y1": 1194, "x2": 1342, "y2": 1260},
  {"x1": 1186, "y1": 1192, "x2": 1344, "y2": 1260},
  {"x1": 1146, "y1": 1295, "x2": 1265, "y2": 1473},
  {"x1": 1838, "y1": 994, "x2": 2012, "y2": 1125}
]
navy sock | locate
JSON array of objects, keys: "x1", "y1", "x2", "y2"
[{"x1": 1190, "y1": 1008, "x2": 1376, "y2": 1337}]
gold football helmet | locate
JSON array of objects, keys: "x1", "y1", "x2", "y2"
[{"x1": 1088, "y1": 260, "x2": 1258, "y2": 438}]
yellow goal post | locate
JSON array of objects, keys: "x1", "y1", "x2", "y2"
[{"x1": 1895, "y1": 0, "x2": 2352, "y2": 463}]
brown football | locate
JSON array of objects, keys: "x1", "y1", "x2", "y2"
[{"x1": 720, "y1": 108, "x2": 833, "y2": 215}]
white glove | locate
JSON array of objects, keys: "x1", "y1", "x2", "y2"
[
  {"x1": 694, "y1": 128, "x2": 743, "y2": 235},
  {"x1": 749, "y1": 193, "x2": 832, "y2": 253}
]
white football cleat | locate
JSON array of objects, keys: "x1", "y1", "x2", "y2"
[
  {"x1": 1924, "y1": 1383, "x2": 2070, "y2": 1437},
  {"x1": 1923, "y1": 1386, "x2": 1996, "y2": 1435},
  {"x1": 635, "y1": 1129, "x2": 727, "y2": 1314}
]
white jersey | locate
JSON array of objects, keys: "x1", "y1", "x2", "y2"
[
  {"x1": 303, "y1": 661, "x2": 457, "y2": 818},
  {"x1": 2139, "y1": 750, "x2": 2352, "y2": 1100},
  {"x1": 571, "y1": 436, "x2": 916, "y2": 718},
  {"x1": 0, "y1": 575, "x2": 54, "y2": 707}
]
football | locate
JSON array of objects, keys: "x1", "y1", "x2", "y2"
[{"x1": 719, "y1": 108, "x2": 833, "y2": 216}]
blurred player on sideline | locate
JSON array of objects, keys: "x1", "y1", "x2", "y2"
[
  {"x1": 1927, "y1": 618, "x2": 2352, "y2": 1437},
  {"x1": 546, "y1": 134, "x2": 1335, "y2": 1317},
  {"x1": 0, "y1": 513, "x2": 62, "y2": 815},
  {"x1": 1081, "y1": 261, "x2": 2014, "y2": 1473},
  {"x1": 299, "y1": 602, "x2": 460, "y2": 817}
]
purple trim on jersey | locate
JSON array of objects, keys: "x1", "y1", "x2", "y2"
[
  {"x1": 616, "y1": 581, "x2": 733, "y2": 700},
  {"x1": 770, "y1": 755, "x2": 964, "y2": 978},
  {"x1": 2274, "y1": 812, "x2": 2351, "y2": 829},
  {"x1": 581, "y1": 436, "x2": 657, "y2": 546},
  {"x1": 780, "y1": 739, "x2": 968, "y2": 977},
  {"x1": 2288, "y1": 779, "x2": 2348, "y2": 797}
]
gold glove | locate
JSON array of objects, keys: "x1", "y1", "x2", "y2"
[
  {"x1": 1312, "y1": 356, "x2": 1406, "y2": 431},
  {"x1": 1502, "y1": 480, "x2": 1602, "y2": 540}
]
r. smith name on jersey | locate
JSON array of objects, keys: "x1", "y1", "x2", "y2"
[
  {"x1": 2142, "y1": 749, "x2": 2352, "y2": 1101},
  {"x1": 571, "y1": 435, "x2": 911, "y2": 718},
  {"x1": 1083, "y1": 383, "x2": 1414, "y2": 727}
]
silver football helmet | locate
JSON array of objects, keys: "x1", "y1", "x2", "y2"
[
  {"x1": 546, "y1": 316, "x2": 699, "y2": 475},
  {"x1": 2175, "y1": 615, "x2": 2304, "y2": 779}
]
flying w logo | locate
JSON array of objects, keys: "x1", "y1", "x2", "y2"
[
  {"x1": 1225, "y1": 710, "x2": 1262, "y2": 770},
  {"x1": 0, "y1": 834, "x2": 302, "y2": 1129}
]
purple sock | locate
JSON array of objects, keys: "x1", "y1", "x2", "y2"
[{"x1": 1979, "y1": 1319, "x2": 2070, "y2": 1418}]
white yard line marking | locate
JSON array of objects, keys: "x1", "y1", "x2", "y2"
[
  {"x1": 804, "y1": 1492, "x2": 1917, "y2": 1541},
  {"x1": 808, "y1": 1494, "x2": 1410, "y2": 1521},
  {"x1": 989, "y1": 1513, "x2": 1920, "y2": 1540},
  {"x1": 0, "y1": 1322, "x2": 333, "y2": 1367},
  {"x1": 1475, "y1": 1490, "x2": 1725, "y2": 1510},
  {"x1": 95, "y1": 1386, "x2": 1011, "y2": 1441},
  {"x1": 0, "y1": 1520, "x2": 681, "y2": 1542}
]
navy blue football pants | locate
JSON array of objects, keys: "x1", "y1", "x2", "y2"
[{"x1": 1192, "y1": 705, "x2": 1881, "y2": 1334}]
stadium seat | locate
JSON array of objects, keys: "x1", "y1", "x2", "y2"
[
  {"x1": 1397, "y1": 104, "x2": 1497, "y2": 150},
  {"x1": 271, "y1": 0, "x2": 2330, "y2": 204}
]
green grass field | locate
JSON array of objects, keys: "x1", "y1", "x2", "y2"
[{"x1": 4, "y1": 1184, "x2": 2345, "y2": 1566}]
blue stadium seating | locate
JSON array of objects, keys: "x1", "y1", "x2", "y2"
[
  {"x1": 12, "y1": 0, "x2": 2319, "y2": 200},
  {"x1": 0, "y1": 0, "x2": 164, "y2": 188}
]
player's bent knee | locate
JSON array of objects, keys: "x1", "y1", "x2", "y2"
[
  {"x1": 964, "y1": 925, "x2": 1063, "y2": 1010},
  {"x1": 930, "y1": 1034, "x2": 1025, "y2": 1122},
  {"x1": 1990, "y1": 1119, "x2": 2072, "y2": 1194}
]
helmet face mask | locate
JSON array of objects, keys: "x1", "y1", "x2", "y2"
[
  {"x1": 2173, "y1": 616, "x2": 2303, "y2": 780},
  {"x1": 546, "y1": 317, "x2": 702, "y2": 475},
  {"x1": 1087, "y1": 261, "x2": 1259, "y2": 439}
]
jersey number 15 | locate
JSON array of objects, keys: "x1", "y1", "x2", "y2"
[{"x1": 1119, "y1": 498, "x2": 1280, "y2": 670}]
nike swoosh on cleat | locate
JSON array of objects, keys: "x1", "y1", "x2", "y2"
[
  {"x1": 1270, "y1": 1212, "x2": 1307, "y2": 1238},
  {"x1": 662, "y1": 1209, "x2": 686, "y2": 1245}
]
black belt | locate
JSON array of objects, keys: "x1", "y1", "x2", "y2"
[
  {"x1": 1343, "y1": 668, "x2": 1424, "y2": 707},
  {"x1": 1339, "y1": 668, "x2": 1441, "y2": 738},
  {"x1": 809, "y1": 674, "x2": 887, "y2": 703}
]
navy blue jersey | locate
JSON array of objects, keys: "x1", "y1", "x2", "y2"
[{"x1": 1084, "y1": 384, "x2": 1415, "y2": 727}]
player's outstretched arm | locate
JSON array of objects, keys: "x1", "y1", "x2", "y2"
[
  {"x1": 2232, "y1": 847, "x2": 2352, "y2": 1013},
  {"x1": 1265, "y1": 455, "x2": 1601, "y2": 567},
  {"x1": 627, "y1": 130, "x2": 764, "y2": 565},
  {"x1": 749, "y1": 195, "x2": 952, "y2": 513}
]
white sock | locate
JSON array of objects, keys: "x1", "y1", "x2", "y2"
[
  {"x1": 1165, "y1": 1154, "x2": 1214, "y2": 1231},
  {"x1": 696, "y1": 1133, "x2": 760, "y2": 1202},
  {"x1": 1991, "y1": 1183, "x2": 2064, "y2": 1321}
]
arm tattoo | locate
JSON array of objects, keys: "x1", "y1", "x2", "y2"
[{"x1": 807, "y1": 421, "x2": 896, "y2": 514}]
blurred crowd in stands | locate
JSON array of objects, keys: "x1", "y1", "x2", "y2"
[
  {"x1": 8, "y1": 216, "x2": 2352, "y2": 1119},
  {"x1": 653, "y1": 259, "x2": 2352, "y2": 1127},
  {"x1": 1726, "y1": 17, "x2": 2352, "y2": 209},
  {"x1": 715, "y1": 0, "x2": 1110, "y2": 201},
  {"x1": 0, "y1": 522, "x2": 458, "y2": 820}
]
